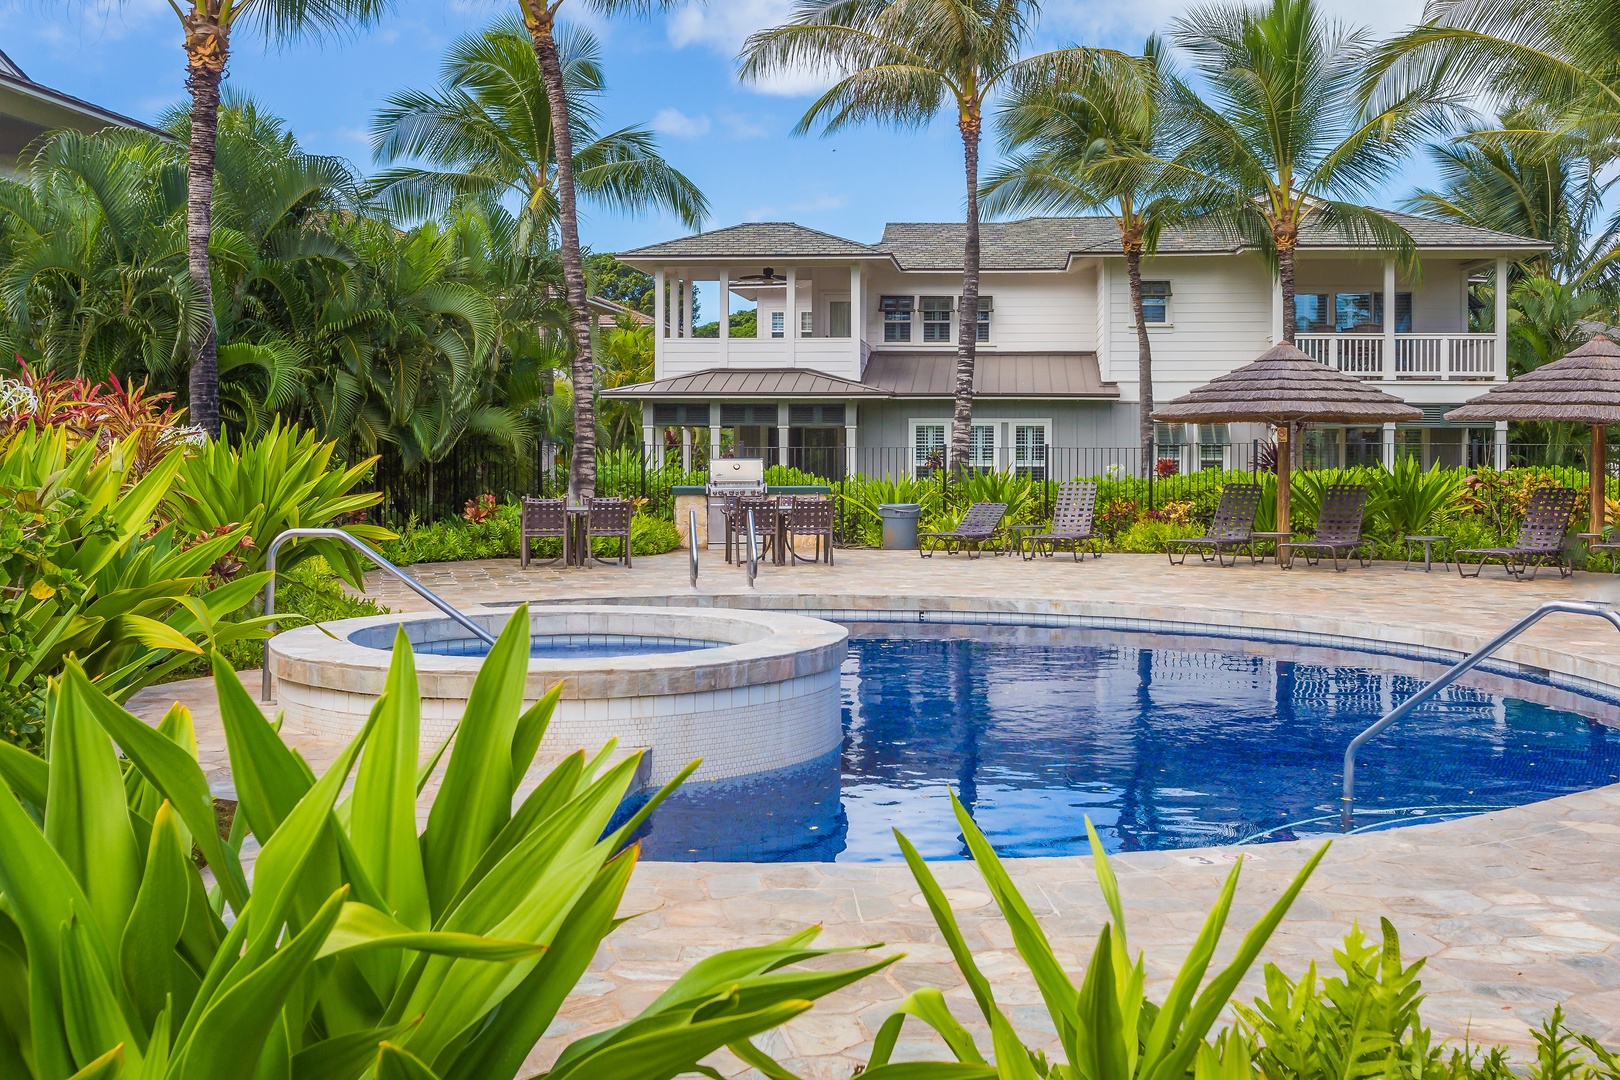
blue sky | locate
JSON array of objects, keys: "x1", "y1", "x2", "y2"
[{"x1": 2, "y1": 0, "x2": 1430, "y2": 256}]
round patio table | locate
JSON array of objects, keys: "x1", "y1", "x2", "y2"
[
  {"x1": 1403, "y1": 534, "x2": 1451, "y2": 572},
  {"x1": 1249, "y1": 530, "x2": 1294, "y2": 566},
  {"x1": 1006, "y1": 523, "x2": 1044, "y2": 559}
]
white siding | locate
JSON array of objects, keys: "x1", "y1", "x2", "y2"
[
  {"x1": 1107, "y1": 254, "x2": 1275, "y2": 403},
  {"x1": 860, "y1": 267, "x2": 1097, "y2": 352}
]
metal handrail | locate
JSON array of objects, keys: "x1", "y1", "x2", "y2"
[
  {"x1": 746, "y1": 509, "x2": 759, "y2": 588},
  {"x1": 260, "y1": 528, "x2": 497, "y2": 702},
  {"x1": 689, "y1": 509, "x2": 699, "y2": 588},
  {"x1": 1341, "y1": 599, "x2": 1620, "y2": 830}
]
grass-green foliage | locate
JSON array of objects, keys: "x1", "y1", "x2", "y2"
[
  {"x1": 868, "y1": 794, "x2": 1620, "y2": 1080},
  {"x1": 0, "y1": 613, "x2": 891, "y2": 1079},
  {"x1": 379, "y1": 501, "x2": 681, "y2": 566},
  {"x1": 837, "y1": 474, "x2": 946, "y2": 546},
  {"x1": 0, "y1": 427, "x2": 273, "y2": 748}
]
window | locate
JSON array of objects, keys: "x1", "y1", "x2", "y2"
[
  {"x1": 921, "y1": 296, "x2": 953, "y2": 343},
  {"x1": 911, "y1": 421, "x2": 998, "y2": 473},
  {"x1": 1141, "y1": 280, "x2": 1172, "y2": 324},
  {"x1": 800, "y1": 310, "x2": 813, "y2": 337},
  {"x1": 882, "y1": 295, "x2": 913, "y2": 342},
  {"x1": 828, "y1": 300, "x2": 851, "y2": 338},
  {"x1": 1013, "y1": 423, "x2": 1047, "y2": 478},
  {"x1": 1373, "y1": 292, "x2": 1413, "y2": 333},
  {"x1": 1296, "y1": 293, "x2": 1331, "y2": 333},
  {"x1": 770, "y1": 310, "x2": 785, "y2": 338},
  {"x1": 969, "y1": 424, "x2": 996, "y2": 469},
  {"x1": 913, "y1": 422, "x2": 946, "y2": 474},
  {"x1": 1334, "y1": 293, "x2": 1377, "y2": 332},
  {"x1": 977, "y1": 296, "x2": 992, "y2": 342}
]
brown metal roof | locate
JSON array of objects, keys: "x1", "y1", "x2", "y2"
[
  {"x1": 1446, "y1": 334, "x2": 1620, "y2": 425},
  {"x1": 861, "y1": 351, "x2": 1118, "y2": 398},
  {"x1": 601, "y1": 367, "x2": 892, "y2": 399},
  {"x1": 1152, "y1": 343, "x2": 1422, "y2": 425}
]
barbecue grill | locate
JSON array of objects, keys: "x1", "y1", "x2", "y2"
[{"x1": 705, "y1": 459, "x2": 767, "y2": 548}]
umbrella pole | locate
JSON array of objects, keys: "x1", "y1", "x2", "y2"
[
  {"x1": 1594, "y1": 424, "x2": 1608, "y2": 536},
  {"x1": 1276, "y1": 422, "x2": 1291, "y2": 568}
]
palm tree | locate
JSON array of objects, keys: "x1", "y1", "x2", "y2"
[
  {"x1": 739, "y1": 0, "x2": 1131, "y2": 472},
  {"x1": 158, "y1": 0, "x2": 394, "y2": 439},
  {"x1": 984, "y1": 37, "x2": 1203, "y2": 473},
  {"x1": 1166, "y1": 0, "x2": 1450, "y2": 344},
  {"x1": 376, "y1": 12, "x2": 705, "y2": 498},
  {"x1": 1404, "y1": 108, "x2": 1619, "y2": 285}
]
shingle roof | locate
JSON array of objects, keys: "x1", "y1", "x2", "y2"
[
  {"x1": 862, "y1": 352, "x2": 1117, "y2": 398},
  {"x1": 617, "y1": 222, "x2": 882, "y2": 261},
  {"x1": 880, "y1": 212, "x2": 1548, "y2": 270},
  {"x1": 600, "y1": 368, "x2": 892, "y2": 399}
]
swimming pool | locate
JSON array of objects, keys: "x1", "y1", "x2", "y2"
[{"x1": 618, "y1": 623, "x2": 1620, "y2": 861}]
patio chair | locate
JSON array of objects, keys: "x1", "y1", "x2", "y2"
[
  {"x1": 1285, "y1": 484, "x2": 1372, "y2": 571},
  {"x1": 786, "y1": 495, "x2": 835, "y2": 565},
  {"x1": 583, "y1": 497, "x2": 634, "y2": 568},
  {"x1": 1025, "y1": 481, "x2": 1101, "y2": 561},
  {"x1": 1457, "y1": 486, "x2": 1579, "y2": 580},
  {"x1": 919, "y1": 502, "x2": 1007, "y2": 558},
  {"x1": 1166, "y1": 483, "x2": 1263, "y2": 567},
  {"x1": 518, "y1": 496, "x2": 569, "y2": 568},
  {"x1": 727, "y1": 496, "x2": 778, "y2": 565}
]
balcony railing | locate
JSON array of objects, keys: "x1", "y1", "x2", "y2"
[{"x1": 1295, "y1": 333, "x2": 1498, "y2": 380}]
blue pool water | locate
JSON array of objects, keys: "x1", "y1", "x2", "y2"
[
  {"x1": 619, "y1": 625, "x2": 1620, "y2": 861},
  {"x1": 412, "y1": 634, "x2": 721, "y2": 659}
]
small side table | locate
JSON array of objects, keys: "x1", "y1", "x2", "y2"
[
  {"x1": 1403, "y1": 534, "x2": 1450, "y2": 572},
  {"x1": 1250, "y1": 531, "x2": 1293, "y2": 566},
  {"x1": 1006, "y1": 523, "x2": 1044, "y2": 559}
]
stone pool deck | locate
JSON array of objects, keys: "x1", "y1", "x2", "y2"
[{"x1": 131, "y1": 551, "x2": 1620, "y2": 1075}]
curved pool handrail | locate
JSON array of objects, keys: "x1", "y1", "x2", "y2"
[
  {"x1": 689, "y1": 509, "x2": 699, "y2": 589},
  {"x1": 260, "y1": 527, "x2": 497, "y2": 702},
  {"x1": 1341, "y1": 599, "x2": 1620, "y2": 831}
]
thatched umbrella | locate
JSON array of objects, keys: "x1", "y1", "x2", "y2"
[
  {"x1": 1446, "y1": 333, "x2": 1620, "y2": 535},
  {"x1": 1152, "y1": 343, "x2": 1420, "y2": 550}
]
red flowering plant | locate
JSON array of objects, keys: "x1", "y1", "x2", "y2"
[{"x1": 463, "y1": 492, "x2": 498, "y2": 523}]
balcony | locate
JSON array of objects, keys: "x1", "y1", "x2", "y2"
[{"x1": 1295, "y1": 333, "x2": 1499, "y2": 380}]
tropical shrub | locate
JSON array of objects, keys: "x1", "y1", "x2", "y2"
[
  {"x1": 837, "y1": 473, "x2": 946, "y2": 547},
  {"x1": 0, "y1": 609, "x2": 891, "y2": 1078},
  {"x1": 0, "y1": 427, "x2": 272, "y2": 748},
  {"x1": 165, "y1": 420, "x2": 393, "y2": 586},
  {"x1": 0, "y1": 366, "x2": 204, "y2": 475},
  {"x1": 1368, "y1": 456, "x2": 1464, "y2": 539},
  {"x1": 949, "y1": 468, "x2": 1040, "y2": 523},
  {"x1": 864, "y1": 794, "x2": 1330, "y2": 1077}
]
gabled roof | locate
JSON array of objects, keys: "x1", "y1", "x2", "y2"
[
  {"x1": 617, "y1": 222, "x2": 882, "y2": 262},
  {"x1": 0, "y1": 52, "x2": 165, "y2": 168}
]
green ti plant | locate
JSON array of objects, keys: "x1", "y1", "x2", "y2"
[
  {"x1": 1367, "y1": 457, "x2": 1463, "y2": 541},
  {"x1": 0, "y1": 427, "x2": 274, "y2": 746},
  {"x1": 0, "y1": 604, "x2": 894, "y2": 1079},
  {"x1": 164, "y1": 420, "x2": 393, "y2": 588},
  {"x1": 860, "y1": 793, "x2": 1328, "y2": 1079},
  {"x1": 837, "y1": 474, "x2": 944, "y2": 545}
]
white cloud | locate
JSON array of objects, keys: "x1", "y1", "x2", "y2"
[
  {"x1": 718, "y1": 109, "x2": 773, "y2": 139},
  {"x1": 1044, "y1": 0, "x2": 1433, "y2": 46},
  {"x1": 664, "y1": 0, "x2": 831, "y2": 97},
  {"x1": 742, "y1": 193, "x2": 848, "y2": 220},
  {"x1": 650, "y1": 107, "x2": 712, "y2": 138}
]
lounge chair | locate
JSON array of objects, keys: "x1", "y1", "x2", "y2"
[
  {"x1": 1025, "y1": 481, "x2": 1100, "y2": 561},
  {"x1": 583, "y1": 497, "x2": 633, "y2": 567},
  {"x1": 919, "y1": 501, "x2": 1007, "y2": 558},
  {"x1": 1166, "y1": 483, "x2": 1263, "y2": 567},
  {"x1": 519, "y1": 496, "x2": 569, "y2": 568},
  {"x1": 1285, "y1": 484, "x2": 1371, "y2": 571},
  {"x1": 1457, "y1": 486, "x2": 1578, "y2": 580}
]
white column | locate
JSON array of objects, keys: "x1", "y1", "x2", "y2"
[
  {"x1": 681, "y1": 426, "x2": 692, "y2": 472},
  {"x1": 1271, "y1": 273, "x2": 1285, "y2": 345},
  {"x1": 1382, "y1": 258, "x2": 1397, "y2": 381},
  {"x1": 845, "y1": 411, "x2": 858, "y2": 476},
  {"x1": 777, "y1": 402, "x2": 790, "y2": 469},
  {"x1": 850, "y1": 263, "x2": 863, "y2": 374},
  {"x1": 653, "y1": 268, "x2": 666, "y2": 350},
  {"x1": 1382, "y1": 422, "x2": 1395, "y2": 470},
  {"x1": 1097, "y1": 260, "x2": 1111, "y2": 381},
  {"x1": 718, "y1": 266, "x2": 730, "y2": 368},
  {"x1": 785, "y1": 267, "x2": 798, "y2": 368},
  {"x1": 651, "y1": 424, "x2": 665, "y2": 469},
  {"x1": 709, "y1": 420, "x2": 721, "y2": 463},
  {"x1": 680, "y1": 276, "x2": 693, "y2": 339},
  {"x1": 1494, "y1": 421, "x2": 1508, "y2": 470},
  {"x1": 1494, "y1": 257, "x2": 1509, "y2": 381}
]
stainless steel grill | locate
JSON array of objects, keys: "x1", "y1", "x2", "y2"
[{"x1": 706, "y1": 458, "x2": 767, "y2": 498}]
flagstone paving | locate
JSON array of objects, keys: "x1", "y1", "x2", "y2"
[{"x1": 130, "y1": 551, "x2": 1620, "y2": 1075}]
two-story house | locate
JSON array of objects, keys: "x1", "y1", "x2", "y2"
[{"x1": 606, "y1": 213, "x2": 1548, "y2": 477}]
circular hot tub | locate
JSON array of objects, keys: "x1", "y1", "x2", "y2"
[{"x1": 265, "y1": 605, "x2": 848, "y2": 783}]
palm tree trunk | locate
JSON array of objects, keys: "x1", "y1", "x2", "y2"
[
  {"x1": 183, "y1": 11, "x2": 227, "y2": 439},
  {"x1": 1125, "y1": 242, "x2": 1153, "y2": 477},
  {"x1": 524, "y1": 3, "x2": 595, "y2": 500},
  {"x1": 951, "y1": 112, "x2": 981, "y2": 475},
  {"x1": 1277, "y1": 239, "x2": 1297, "y2": 345}
]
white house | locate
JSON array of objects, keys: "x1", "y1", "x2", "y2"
[
  {"x1": 607, "y1": 213, "x2": 1548, "y2": 477},
  {"x1": 0, "y1": 49, "x2": 160, "y2": 175}
]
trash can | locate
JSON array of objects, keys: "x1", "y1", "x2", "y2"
[{"x1": 878, "y1": 503, "x2": 922, "y2": 550}]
